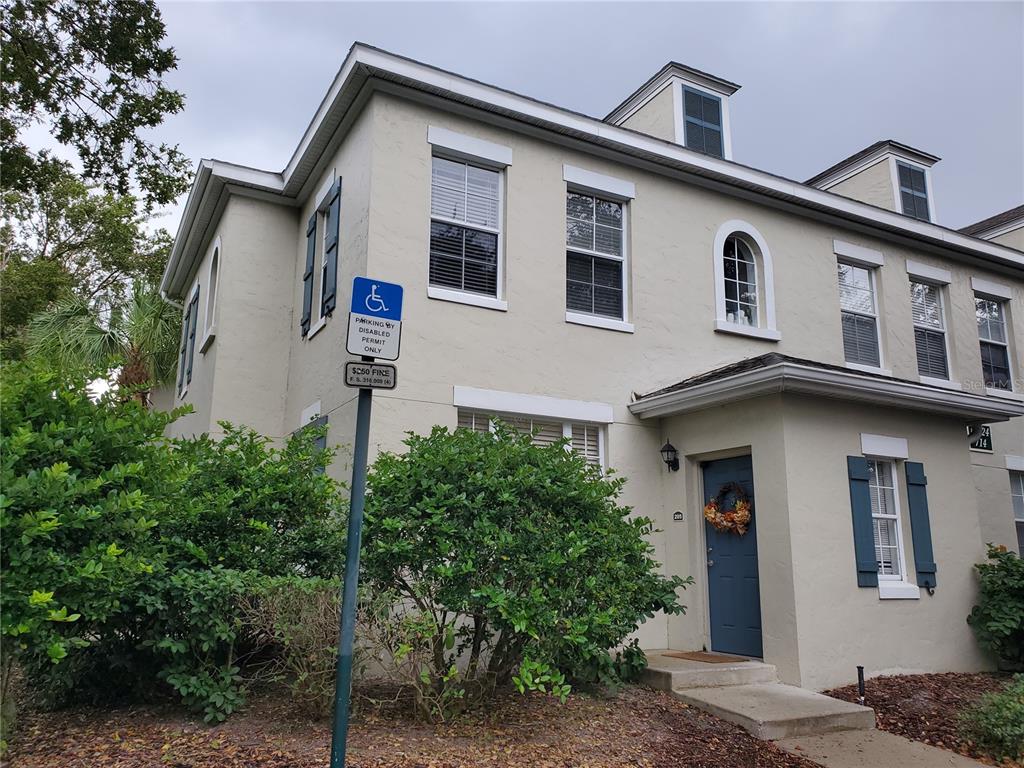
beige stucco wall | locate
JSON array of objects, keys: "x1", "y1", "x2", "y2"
[
  {"x1": 782, "y1": 397, "x2": 990, "y2": 690},
  {"x1": 990, "y1": 226, "x2": 1024, "y2": 252},
  {"x1": 827, "y1": 159, "x2": 897, "y2": 212},
  {"x1": 619, "y1": 84, "x2": 676, "y2": 144}
]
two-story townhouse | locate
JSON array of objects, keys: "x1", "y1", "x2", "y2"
[{"x1": 159, "y1": 44, "x2": 1024, "y2": 691}]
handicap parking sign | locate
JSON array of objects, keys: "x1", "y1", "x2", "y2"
[
  {"x1": 347, "y1": 277, "x2": 403, "y2": 360},
  {"x1": 351, "y1": 277, "x2": 402, "y2": 321}
]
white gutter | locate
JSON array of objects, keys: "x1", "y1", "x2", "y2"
[{"x1": 628, "y1": 361, "x2": 1024, "y2": 422}]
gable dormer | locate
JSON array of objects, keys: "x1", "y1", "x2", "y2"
[
  {"x1": 606, "y1": 62, "x2": 740, "y2": 160},
  {"x1": 807, "y1": 140, "x2": 940, "y2": 223}
]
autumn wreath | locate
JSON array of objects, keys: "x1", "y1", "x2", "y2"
[{"x1": 703, "y1": 482, "x2": 752, "y2": 535}]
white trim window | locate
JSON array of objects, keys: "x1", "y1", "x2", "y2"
[
  {"x1": 723, "y1": 235, "x2": 758, "y2": 326},
  {"x1": 429, "y1": 155, "x2": 502, "y2": 299},
  {"x1": 910, "y1": 281, "x2": 948, "y2": 379},
  {"x1": 896, "y1": 161, "x2": 930, "y2": 222},
  {"x1": 565, "y1": 190, "x2": 626, "y2": 321},
  {"x1": 457, "y1": 408, "x2": 604, "y2": 467},
  {"x1": 868, "y1": 458, "x2": 906, "y2": 579},
  {"x1": 1007, "y1": 468, "x2": 1024, "y2": 552},
  {"x1": 1011, "y1": 471, "x2": 1024, "y2": 552},
  {"x1": 976, "y1": 295, "x2": 1012, "y2": 390},
  {"x1": 838, "y1": 262, "x2": 882, "y2": 368}
]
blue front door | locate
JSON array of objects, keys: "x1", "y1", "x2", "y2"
[{"x1": 703, "y1": 455, "x2": 763, "y2": 658}]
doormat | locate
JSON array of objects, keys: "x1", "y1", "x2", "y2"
[{"x1": 662, "y1": 651, "x2": 749, "y2": 663}]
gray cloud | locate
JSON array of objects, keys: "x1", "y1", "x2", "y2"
[{"x1": 151, "y1": 1, "x2": 1022, "y2": 231}]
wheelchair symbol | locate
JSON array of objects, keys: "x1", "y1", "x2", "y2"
[{"x1": 365, "y1": 284, "x2": 389, "y2": 313}]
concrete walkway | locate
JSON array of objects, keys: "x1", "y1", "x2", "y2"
[{"x1": 776, "y1": 730, "x2": 988, "y2": 767}]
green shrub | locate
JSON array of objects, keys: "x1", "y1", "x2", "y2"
[
  {"x1": 0, "y1": 365, "x2": 349, "y2": 726},
  {"x1": 968, "y1": 545, "x2": 1024, "y2": 670},
  {"x1": 959, "y1": 674, "x2": 1024, "y2": 762},
  {"x1": 362, "y1": 423, "x2": 690, "y2": 720}
]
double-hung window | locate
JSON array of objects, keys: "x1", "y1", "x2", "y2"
[
  {"x1": 910, "y1": 281, "x2": 948, "y2": 379},
  {"x1": 565, "y1": 191, "x2": 625, "y2": 320},
  {"x1": 177, "y1": 286, "x2": 200, "y2": 397},
  {"x1": 429, "y1": 156, "x2": 501, "y2": 298},
  {"x1": 868, "y1": 458, "x2": 905, "y2": 578},
  {"x1": 976, "y1": 296, "x2": 1012, "y2": 390},
  {"x1": 1011, "y1": 471, "x2": 1024, "y2": 552},
  {"x1": 897, "y1": 162, "x2": 930, "y2": 222},
  {"x1": 838, "y1": 262, "x2": 881, "y2": 368},
  {"x1": 683, "y1": 87, "x2": 724, "y2": 158},
  {"x1": 457, "y1": 409, "x2": 604, "y2": 467}
]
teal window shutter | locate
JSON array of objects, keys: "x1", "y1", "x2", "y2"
[
  {"x1": 847, "y1": 456, "x2": 879, "y2": 587},
  {"x1": 321, "y1": 180, "x2": 341, "y2": 316},
  {"x1": 301, "y1": 213, "x2": 316, "y2": 335},
  {"x1": 905, "y1": 462, "x2": 937, "y2": 589},
  {"x1": 186, "y1": 288, "x2": 200, "y2": 384}
]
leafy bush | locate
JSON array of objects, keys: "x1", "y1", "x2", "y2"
[
  {"x1": 0, "y1": 365, "x2": 179, "y2": 729},
  {"x1": 0, "y1": 365, "x2": 348, "y2": 726},
  {"x1": 968, "y1": 545, "x2": 1024, "y2": 671},
  {"x1": 959, "y1": 674, "x2": 1024, "y2": 762},
  {"x1": 362, "y1": 423, "x2": 690, "y2": 720}
]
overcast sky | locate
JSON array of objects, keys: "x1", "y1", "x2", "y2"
[{"x1": 147, "y1": 1, "x2": 1022, "y2": 233}]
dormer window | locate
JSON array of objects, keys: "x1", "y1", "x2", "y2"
[
  {"x1": 897, "y1": 162, "x2": 930, "y2": 222},
  {"x1": 683, "y1": 87, "x2": 723, "y2": 158}
]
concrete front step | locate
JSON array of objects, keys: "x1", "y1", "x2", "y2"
[
  {"x1": 672, "y1": 683, "x2": 876, "y2": 741},
  {"x1": 642, "y1": 650, "x2": 778, "y2": 690}
]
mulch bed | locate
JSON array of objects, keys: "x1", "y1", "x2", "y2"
[
  {"x1": 4, "y1": 685, "x2": 820, "y2": 768},
  {"x1": 825, "y1": 671, "x2": 1013, "y2": 765}
]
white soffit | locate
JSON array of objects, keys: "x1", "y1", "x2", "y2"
[{"x1": 453, "y1": 386, "x2": 614, "y2": 423}]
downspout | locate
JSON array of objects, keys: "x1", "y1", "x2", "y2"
[{"x1": 161, "y1": 289, "x2": 184, "y2": 311}]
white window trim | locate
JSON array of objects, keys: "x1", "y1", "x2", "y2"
[
  {"x1": 860, "y1": 434, "x2": 908, "y2": 459},
  {"x1": 300, "y1": 401, "x2": 322, "y2": 428},
  {"x1": 712, "y1": 220, "x2": 778, "y2": 340},
  {"x1": 972, "y1": 277, "x2": 1013, "y2": 301},
  {"x1": 177, "y1": 285, "x2": 200, "y2": 401},
  {"x1": 427, "y1": 285, "x2": 507, "y2": 312},
  {"x1": 200, "y1": 236, "x2": 221, "y2": 354},
  {"x1": 1006, "y1": 455, "x2": 1024, "y2": 472},
  {"x1": 864, "y1": 456, "x2": 919, "y2": 599},
  {"x1": 564, "y1": 188, "x2": 630, "y2": 326},
  {"x1": 307, "y1": 314, "x2": 328, "y2": 339},
  {"x1": 566, "y1": 311, "x2": 634, "y2": 333},
  {"x1": 427, "y1": 126, "x2": 512, "y2": 167},
  {"x1": 906, "y1": 260, "x2": 951, "y2": 285},
  {"x1": 975, "y1": 292, "x2": 1014, "y2": 393},
  {"x1": 453, "y1": 385, "x2": 613, "y2": 424},
  {"x1": 911, "y1": 280, "x2": 952, "y2": 383},
  {"x1": 562, "y1": 165, "x2": 635, "y2": 200},
  {"x1": 833, "y1": 239, "x2": 884, "y2": 267},
  {"x1": 888, "y1": 156, "x2": 936, "y2": 223},
  {"x1": 671, "y1": 78, "x2": 733, "y2": 160},
  {"x1": 838, "y1": 260, "x2": 886, "y2": 372},
  {"x1": 428, "y1": 155, "x2": 506, "y2": 306},
  {"x1": 920, "y1": 376, "x2": 961, "y2": 391},
  {"x1": 303, "y1": 172, "x2": 337, "y2": 339}
]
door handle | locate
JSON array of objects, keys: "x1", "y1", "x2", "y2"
[{"x1": 707, "y1": 560, "x2": 714, "y2": 567}]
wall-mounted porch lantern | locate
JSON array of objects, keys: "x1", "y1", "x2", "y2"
[{"x1": 660, "y1": 441, "x2": 680, "y2": 471}]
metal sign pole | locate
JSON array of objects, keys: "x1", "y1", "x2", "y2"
[{"x1": 329, "y1": 356, "x2": 374, "y2": 768}]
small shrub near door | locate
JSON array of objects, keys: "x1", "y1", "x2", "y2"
[
  {"x1": 362, "y1": 423, "x2": 692, "y2": 721},
  {"x1": 968, "y1": 545, "x2": 1024, "y2": 671},
  {"x1": 959, "y1": 674, "x2": 1024, "y2": 762}
]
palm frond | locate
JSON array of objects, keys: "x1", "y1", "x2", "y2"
[
  {"x1": 26, "y1": 297, "x2": 124, "y2": 374},
  {"x1": 123, "y1": 283, "x2": 182, "y2": 385}
]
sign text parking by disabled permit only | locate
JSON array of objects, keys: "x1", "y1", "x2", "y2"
[{"x1": 346, "y1": 277, "x2": 403, "y2": 360}]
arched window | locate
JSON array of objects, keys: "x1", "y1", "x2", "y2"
[
  {"x1": 723, "y1": 235, "x2": 758, "y2": 326},
  {"x1": 713, "y1": 220, "x2": 779, "y2": 340}
]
